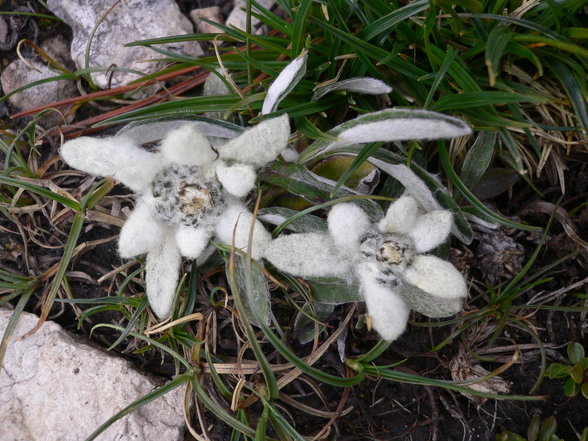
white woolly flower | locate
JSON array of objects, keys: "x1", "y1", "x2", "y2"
[
  {"x1": 61, "y1": 115, "x2": 290, "y2": 319},
  {"x1": 264, "y1": 195, "x2": 468, "y2": 341}
]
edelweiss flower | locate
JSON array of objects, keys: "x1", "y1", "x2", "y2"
[
  {"x1": 60, "y1": 115, "x2": 290, "y2": 319},
  {"x1": 264, "y1": 195, "x2": 468, "y2": 341}
]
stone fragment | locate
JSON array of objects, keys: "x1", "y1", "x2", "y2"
[
  {"x1": 46, "y1": 0, "x2": 203, "y2": 89},
  {"x1": 1, "y1": 36, "x2": 78, "y2": 127},
  {"x1": 226, "y1": 0, "x2": 275, "y2": 35},
  {"x1": 0, "y1": 309, "x2": 185, "y2": 441},
  {"x1": 190, "y1": 6, "x2": 225, "y2": 34}
]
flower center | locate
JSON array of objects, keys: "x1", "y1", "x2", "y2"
[
  {"x1": 359, "y1": 232, "x2": 414, "y2": 281},
  {"x1": 151, "y1": 164, "x2": 226, "y2": 227}
]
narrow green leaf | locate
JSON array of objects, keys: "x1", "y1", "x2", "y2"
[
  {"x1": 0, "y1": 176, "x2": 81, "y2": 211},
  {"x1": 309, "y1": 17, "x2": 427, "y2": 78},
  {"x1": 291, "y1": 0, "x2": 313, "y2": 57},
  {"x1": 548, "y1": 59, "x2": 588, "y2": 131},
  {"x1": 40, "y1": 213, "x2": 85, "y2": 322},
  {"x1": 190, "y1": 376, "x2": 257, "y2": 438},
  {"x1": 357, "y1": 0, "x2": 429, "y2": 40},
  {"x1": 0, "y1": 289, "x2": 34, "y2": 369},
  {"x1": 438, "y1": 142, "x2": 540, "y2": 231},
  {"x1": 294, "y1": 117, "x2": 339, "y2": 142},
  {"x1": 258, "y1": 317, "x2": 364, "y2": 387},
  {"x1": 424, "y1": 46, "x2": 458, "y2": 109},
  {"x1": 330, "y1": 142, "x2": 383, "y2": 197},
  {"x1": 107, "y1": 296, "x2": 148, "y2": 351},
  {"x1": 257, "y1": 206, "x2": 327, "y2": 233},
  {"x1": 460, "y1": 131, "x2": 496, "y2": 189},
  {"x1": 306, "y1": 277, "x2": 361, "y2": 304},
  {"x1": 485, "y1": 24, "x2": 514, "y2": 86},
  {"x1": 230, "y1": 254, "x2": 271, "y2": 328},
  {"x1": 435, "y1": 91, "x2": 547, "y2": 111},
  {"x1": 227, "y1": 254, "x2": 279, "y2": 399},
  {"x1": 362, "y1": 364, "x2": 545, "y2": 400},
  {"x1": 260, "y1": 161, "x2": 383, "y2": 220},
  {"x1": 512, "y1": 34, "x2": 588, "y2": 58},
  {"x1": 293, "y1": 302, "x2": 335, "y2": 345}
]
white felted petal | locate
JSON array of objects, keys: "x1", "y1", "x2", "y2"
[
  {"x1": 215, "y1": 204, "x2": 272, "y2": 259},
  {"x1": 175, "y1": 225, "x2": 212, "y2": 259},
  {"x1": 357, "y1": 265, "x2": 409, "y2": 341},
  {"x1": 327, "y1": 203, "x2": 370, "y2": 254},
  {"x1": 378, "y1": 195, "x2": 418, "y2": 234},
  {"x1": 398, "y1": 284, "x2": 463, "y2": 318},
  {"x1": 118, "y1": 196, "x2": 165, "y2": 258},
  {"x1": 160, "y1": 125, "x2": 217, "y2": 166},
  {"x1": 407, "y1": 210, "x2": 453, "y2": 253},
  {"x1": 219, "y1": 115, "x2": 290, "y2": 167},
  {"x1": 60, "y1": 136, "x2": 162, "y2": 192},
  {"x1": 403, "y1": 255, "x2": 467, "y2": 299},
  {"x1": 264, "y1": 233, "x2": 350, "y2": 278},
  {"x1": 145, "y1": 231, "x2": 182, "y2": 320},
  {"x1": 215, "y1": 161, "x2": 256, "y2": 198},
  {"x1": 262, "y1": 53, "x2": 308, "y2": 115}
]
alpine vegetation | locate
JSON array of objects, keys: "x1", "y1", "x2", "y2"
[
  {"x1": 264, "y1": 196, "x2": 468, "y2": 341},
  {"x1": 60, "y1": 115, "x2": 290, "y2": 319}
]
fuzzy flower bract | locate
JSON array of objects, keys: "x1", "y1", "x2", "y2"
[
  {"x1": 60, "y1": 115, "x2": 290, "y2": 319},
  {"x1": 264, "y1": 196, "x2": 468, "y2": 341}
]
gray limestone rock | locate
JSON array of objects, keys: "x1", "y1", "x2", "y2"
[
  {"x1": 0, "y1": 36, "x2": 77, "y2": 127},
  {"x1": 226, "y1": 0, "x2": 275, "y2": 35},
  {"x1": 190, "y1": 6, "x2": 225, "y2": 34},
  {"x1": 0, "y1": 309, "x2": 185, "y2": 441},
  {"x1": 46, "y1": 0, "x2": 203, "y2": 89}
]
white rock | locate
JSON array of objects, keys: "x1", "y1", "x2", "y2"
[
  {"x1": 190, "y1": 6, "x2": 225, "y2": 34},
  {"x1": 226, "y1": 0, "x2": 275, "y2": 35},
  {"x1": 46, "y1": 0, "x2": 203, "y2": 89},
  {"x1": 0, "y1": 36, "x2": 77, "y2": 126},
  {"x1": 0, "y1": 309, "x2": 184, "y2": 441}
]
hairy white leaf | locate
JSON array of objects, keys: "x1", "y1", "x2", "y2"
[
  {"x1": 312, "y1": 77, "x2": 392, "y2": 101},
  {"x1": 262, "y1": 52, "x2": 308, "y2": 115},
  {"x1": 300, "y1": 108, "x2": 472, "y2": 163}
]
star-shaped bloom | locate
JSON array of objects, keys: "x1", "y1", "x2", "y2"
[
  {"x1": 264, "y1": 195, "x2": 468, "y2": 341},
  {"x1": 60, "y1": 115, "x2": 290, "y2": 319}
]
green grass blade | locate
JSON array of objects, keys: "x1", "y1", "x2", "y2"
[
  {"x1": 0, "y1": 288, "x2": 35, "y2": 369},
  {"x1": 548, "y1": 59, "x2": 588, "y2": 131},
  {"x1": 424, "y1": 46, "x2": 458, "y2": 109},
  {"x1": 357, "y1": 0, "x2": 429, "y2": 40},
  {"x1": 435, "y1": 91, "x2": 547, "y2": 111},
  {"x1": 191, "y1": 376, "x2": 257, "y2": 438},
  {"x1": 329, "y1": 142, "x2": 383, "y2": 197},
  {"x1": 485, "y1": 24, "x2": 514, "y2": 86},
  {"x1": 227, "y1": 254, "x2": 279, "y2": 399},
  {"x1": 437, "y1": 142, "x2": 539, "y2": 231},
  {"x1": 0, "y1": 176, "x2": 81, "y2": 211},
  {"x1": 107, "y1": 296, "x2": 148, "y2": 350}
]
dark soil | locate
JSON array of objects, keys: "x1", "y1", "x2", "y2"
[{"x1": 1, "y1": 1, "x2": 587, "y2": 441}]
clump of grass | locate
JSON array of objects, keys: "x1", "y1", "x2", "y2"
[{"x1": 1, "y1": 0, "x2": 587, "y2": 439}]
